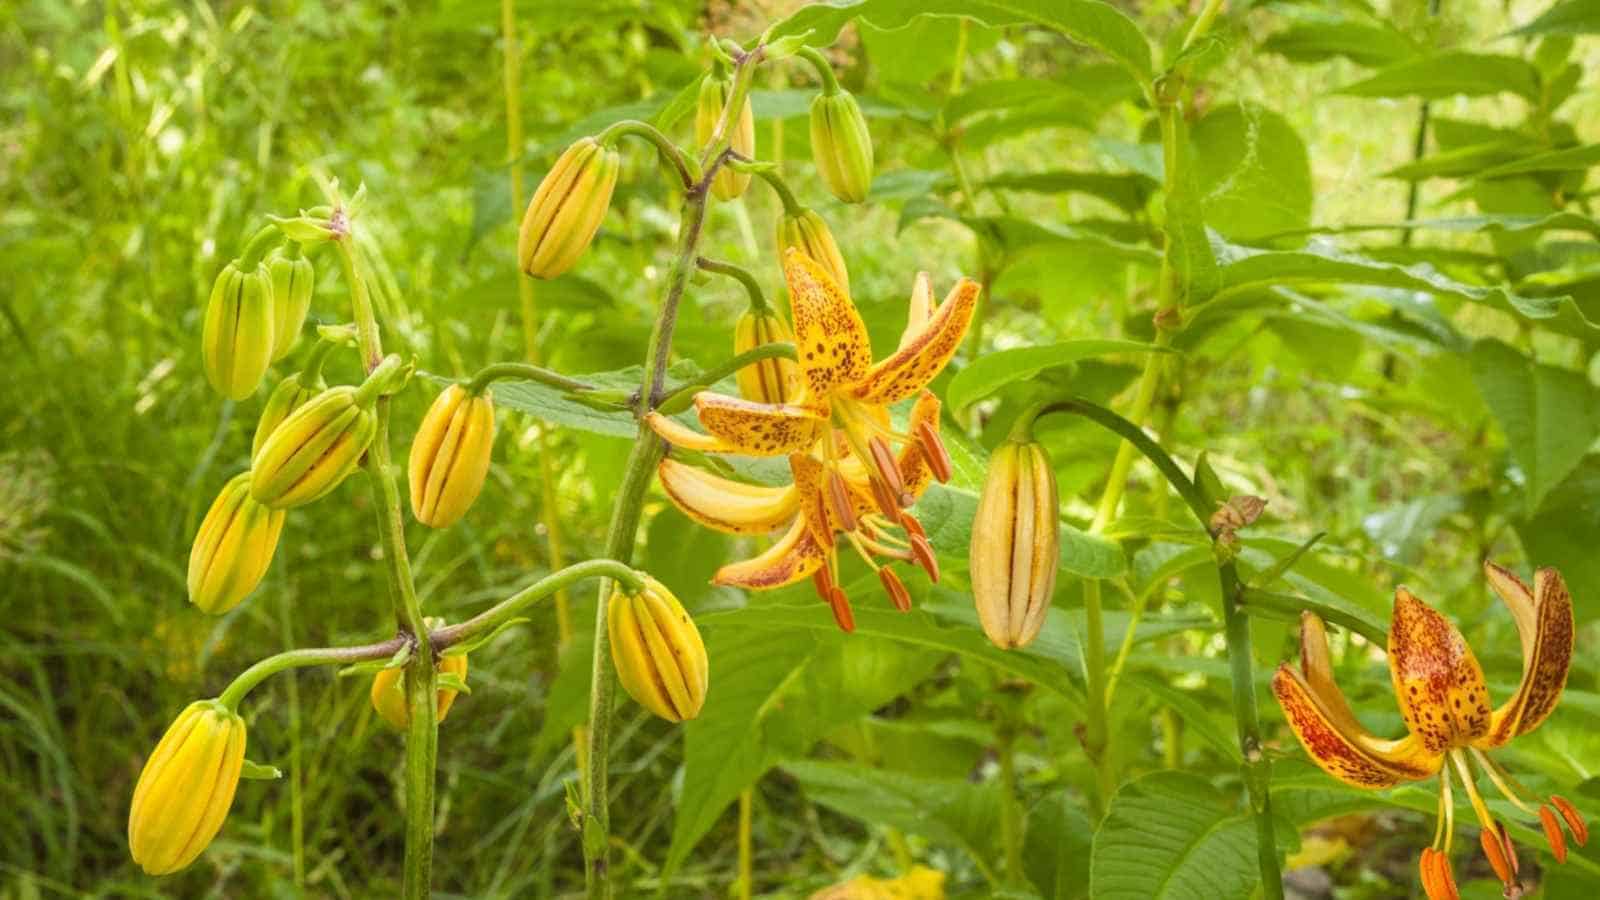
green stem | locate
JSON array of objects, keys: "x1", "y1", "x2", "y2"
[
  {"x1": 795, "y1": 46, "x2": 840, "y2": 94},
  {"x1": 430, "y1": 560, "x2": 645, "y2": 650},
  {"x1": 334, "y1": 227, "x2": 437, "y2": 900},
  {"x1": 597, "y1": 119, "x2": 698, "y2": 189},
  {"x1": 351, "y1": 353, "x2": 408, "y2": 407},
  {"x1": 465, "y1": 361, "x2": 596, "y2": 396},
  {"x1": 697, "y1": 256, "x2": 769, "y2": 312},
  {"x1": 1179, "y1": 0, "x2": 1227, "y2": 54},
  {"x1": 737, "y1": 788, "x2": 754, "y2": 900},
  {"x1": 998, "y1": 728, "x2": 1023, "y2": 885},
  {"x1": 299, "y1": 337, "x2": 339, "y2": 385},
  {"x1": 656, "y1": 342, "x2": 797, "y2": 416},
  {"x1": 748, "y1": 165, "x2": 804, "y2": 215},
  {"x1": 217, "y1": 638, "x2": 407, "y2": 710},
  {"x1": 238, "y1": 224, "x2": 281, "y2": 270}
]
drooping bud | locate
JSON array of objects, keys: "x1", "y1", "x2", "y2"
[
  {"x1": 370, "y1": 639, "x2": 469, "y2": 730},
  {"x1": 409, "y1": 384, "x2": 496, "y2": 528},
  {"x1": 810, "y1": 89, "x2": 874, "y2": 203},
  {"x1": 970, "y1": 440, "x2": 1059, "y2": 649},
  {"x1": 733, "y1": 309, "x2": 800, "y2": 405},
  {"x1": 187, "y1": 472, "x2": 286, "y2": 615},
  {"x1": 696, "y1": 74, "x2": 755, "y2": 200},
  {"x1": 252, "y1": 371, "x2": 326, "y2": 458},
  {"x1": 202, "y1": 262, "x2": 276, "y2": 400},
  {"x1": 249, "y1": 385, "x2": 377, "y2": 509},
  {"x1": 775, "y1": 207, "x2": 849, "y2": 295},
  {"x1": 128, "y1": 700, "x2": 247, "y2": 875},
  {"x1": 518, "y1": 136, "x2": 621, "y2": 279},
  {"x1": 607, "y1": 576, "x2": 708, "y2": 722},
  {"x1": 266, "y1": 251, "x2": 315, "y2": 361}
]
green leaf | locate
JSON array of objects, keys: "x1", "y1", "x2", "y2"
[
  {"x1": 946, "y1": 339, "x2": 1174, "y2": 415},
  {"x1": 1189, "y1": 103, "x2": 1313, "y2": 244},
  {"x1": 1517, "y1": 456, "x2": 1600, "y2": 623},
  {"x1": 1091, "y1": 771, "x2": 1272, "y2": 900},
  {"x1": 1336, "y1": 51, "x2": 1542, "y2": 102},
  {"x1": 1262, "y1": 21, "x2": 1419, "y2": 68},
  {"x1": 781, "y1": 760, "x2": 1002, "y2": 872},
  {"x1": 1123, "y1": 674, "x2": 1240, "y2": 762},
  {"x1": 1469, "y1": 339, "x2": 1600, "y2": 513},
  {"x1": 1210, "y1": 240, "x2": 1599, "y2": 339},
  {"x1": 766, "y1": 0, "x2": 1153, "y2": 82},
  {"x1": 239, "y1": 759, "x2": 283, "y2": 780},
  {"x1": 1509, "y1": 0, "x2": 1600, "y2": 36},
  {"x1": 1025, "y1": 790, "x2": 1094, "y2": 899},
  {"x1": 1471, "y1": 143, "x2": 1600, "y2": 180},
  {"x1": 982, "y1": 169, "x2": 1159, "y2": 214},
  {"x1": 435, "y1": 672, "x2": 470, "y2": 694}
]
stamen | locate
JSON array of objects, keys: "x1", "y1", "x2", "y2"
[
  {"x1": 861, "y1": 517, "x2": 911, "y2": 549},
  {"x1": 812, "y1": 567, "x2": 835, "y2": 604},
  {"x1": 1500, "y1": 822, "x2": 1520, "y2": 877},
  {"x1": 867, "y1": 472, "x2": 901, "y2": 519},
  {"x1": 909, "y1": 533, "x2": 939, "y2": 582},
  {"x1": 916, "y1": 420, "x2": 953, "y2": 483},
  {"x1": 868, "y1": 436, "x2": 904, "y2": 497},
  {"x1": 1441, "y1": 762, "x2": 1456, "y2": 854},
  {"x1": 1470, "y1": 749, "x2": 1537, "y2": 816},
  {"x1": 827, "y1": 586, "x2": 855, "y2": 632},
  {"x1": 854, "y1": 532, "x2": 912, "y2": 561},
  {"x1": 1419, "y1": 847, "x2": 1459, "y2": 900},
  {"x1": 1451, "y1": 751, "x2": 1519, "y2": 893},
  {"x1": 827, "y1": 470, "x2": 858, "y2": 532},
  {"x1": 1432, "y1": 768, "x2": 1449, "y2": 851},
  {"x1": 879, "y1": 567, "x2": 911, "y2": 612},
  {"x1": 1478, "y1": 827, "x2": 1513, "y2": 886},
  {"x1": 899, "y1": 512, "x2": 926, "y2": 539},
  {"x1": 1541, "y1": 805, "x2": 1569, "y2": 863},
  {"x1": 1553, "y1": 795, "x2": 1588, "y2": 846}
]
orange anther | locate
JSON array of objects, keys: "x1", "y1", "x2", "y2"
[
  {"x1": 909, "y1": 533, "x2": 939, "y2": 582},
  {"x1": 868, "y1": 436, "x2": 904, "y2": 497},
  {"x1": 868, "y1": 474, "x2": 901, "y2": 519},
  {"x1": 827, "y1": 470, "x2": 858, "y2": 533},
  {"x1": 916, "y1": 420, "x2": 953, "y2": 483},
  {"x1": 828, "y1": 587, "x2": 855, "y2": 632},
  {"x1": 1541, "y1": 805, "x2": 1569, "y2": 863},
  {"x1": 899, "y1": 512, "x2": 926, "y2": 539},
  {"x1": 879, "y1": 567, "x2": 911, "y2": 612},
  {"x1": 1419, "y1": 848, "x2": 1459, "y2": 900},
  {"x1": 1479, "y1": 823, "x2": 1514, "y2": 887},
  {"x1": 1553, "y1": 795, "x2": 1588, "y2": 846}
]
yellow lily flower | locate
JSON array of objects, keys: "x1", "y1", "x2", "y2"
[
  {"x1": 648, "y1": 249, "x2": 979, "y2": 629},
  {"x1": 1272, "y1": 562, "x2": 1585, "y2": 900}
]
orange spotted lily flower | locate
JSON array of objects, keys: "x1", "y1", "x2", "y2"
[
  {"x1": 648, "y1": 249, "x2": 980, "y2": 629},
  {"x1": 1273, "y1": 562, "x2": 1584, "y2": 900}
]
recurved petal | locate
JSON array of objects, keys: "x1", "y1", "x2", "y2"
[
  {"x1": 694, "y1": 392, "x2": 825, "y2": 457},
  {"x1": 851, "y1": 276, "x2": 981, "y2": 406},
  {"x1": 783, "y1": 248, "x2": 873, "y2": 396},
  {"x1": 713, "y1": 517, "x2": 828, "y2": 590},
  {"x1": 1477, "y1": 564, "x2": 1575, "y2": 748},
  {"x1": 897, "y1": 272, "x2": 935, "y2": 350},
  {"x1": 646, "y1": 411, "x2": 741, "y2": 454},
  {"x1": 1273, "y1": 661, "x2": 1441, "y2": 788},
  {"x1": 656, "y1": 459, "x2": 800, "y2": 535},
  {"x1": 1389, "y1": 588, "x2": 1493, "y2": 752}
]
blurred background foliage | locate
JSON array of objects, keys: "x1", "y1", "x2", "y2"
[{"x1": 4, "y1": 0, "x2": 1600, "y2": 897}]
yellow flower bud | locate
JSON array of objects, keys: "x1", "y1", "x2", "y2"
[
  {"x1": 810, "y1": 89, "x2": 874, "y2": 204},
  {"x1": 370, "y1": 646, "x2": 468, "y2": 730},
  {"x1": 696, "y1": 75, "x2": 755, "y2": 200},
  {"x1": 188, "y1": 472, "x2": 286, "y2": 615},
  {"x1": 776, "y1": 208, "x2": 849, "y2": 295},
  {"x1": 266, "y1": 252, "x2": 315, "y2": 362},
  {"x1": 408, "y1": 384, "x2": 496, "y2": 528},
  {"x1": 608, "y1": 577, "x2": 708, "y2": 722},
  {"x1": 249, "y1": 385, "x2": 376, "y2": 509},
  {"x1": 970, "y1": 440, "x2": 1059, "y2": 649},
  {"x1": 733, "y1": 309, "x2": 800, "y2": 405},
  {"x1": 202, "y1": 262, "x2": 276, "y2": 400},
  {"x1": 518, "y1": 137, "x2": 621, "y2": 279},
  {"x1": 127, "y1": 700, "x2": 247, "y2": 875},
  {"x1": 252, "y1": 372, "x2": 324, "y2": 458}
]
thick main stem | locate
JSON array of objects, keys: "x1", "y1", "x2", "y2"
[{"x1": 337, "y1": 233, "x2": 437, "y2": 900}]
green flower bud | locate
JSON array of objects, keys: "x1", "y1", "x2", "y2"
[
  {"x1": 810, "y1": 89, "x2": 874, "y2": 204},
  {"x1": 128, "y1": 701, "x2": 247, "y2": 875},
  {"x1": 518, "y1": 137, "x2": 621, "y2": 279},
  {"x1": 970, "y1": 440, "x2": 1059, "y2": 650},
  {"x1": 249, "y1": 385, "x2": 376, "y2": 509},
  {"x1": 188, "y1": 473, "x2": 285, "y2": 615},
  {"x1": 266, "y1": 252, "x2": 315, "y2": 362},
  {"x1": 252, "y1": 371, "x2": 325, "y2": 458},
  {"x1": 696, "y1": 75, "x2": 755, "y2": 201},
  {"x1": 608, "y1": 577, "x2": 708, "y2": 722},
  {"x1": 776, "y1": 207, "x2": 849, "y2": 294},
  {"x1": 202, "y1": 262, "x2": 276, "y2": 400}
]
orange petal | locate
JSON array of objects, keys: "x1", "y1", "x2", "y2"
[
  {"x1": 1389, "y1": 588, "x2": 1493, "y2": 753},
  {"x1": 851, "y1": 276, "x2": 981, "y2": 406},
  {"x1": 897, "y1": 272, "x2": 935, "y2": 350},
  {"x1": 1476, "y1": 563, "x2": 1574, "y2": 748},
  {"x1": 655, "y1": 458, "x2": 799, "y2": 535},
  {"x1": 713, "y1": 517, "x2": 827, "y2": 590},
  {"x1": 693, "y1": 392, "x2": 825, "y2": 457},
  {"x1": 646, "y1": 411, "x2": 741, "y2": 453},
  {"x1": 783, "y1": 248, "x2": 873, "y2": 396}
]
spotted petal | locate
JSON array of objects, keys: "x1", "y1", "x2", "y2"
[
  {"x1": 1476, "y1": 563, "x2": 1574, "y2": 748},
  {"x1": 1389, "y1": 588, "x2": 1492, "y2": 753},
  {"x1": 656, "y1": 459, "x2": 800, "y2": 535},
  {"x1": 693, "y1": 392, "x2": 825, "y2": 457},
  {"x1": 783, "y1": 248, "x2": 873, "y2": 397},
  {"x1": 712, "y1": 517, "x2": 827, "y2": 589},
  {"x1": 1273, "y1": 612, "x2": 1441, "y2": 788},
  {"x1": 897, "y1": 272, "x2": 934, "y2": 350},
  {"x1": 851, "y1": 276, "x2": 981, "y2": 405}
]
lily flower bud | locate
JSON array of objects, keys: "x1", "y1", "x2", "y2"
[
  {"x1": 776, "y1": 207, "x2": 849, "y2": 295},
  {"x1": 202, "y1": 262, "x2": 276, "y2": 400},
  {"x1": 370, "y1": 635, "x2": 468, "y2": 730},
  {"x1": 733, "y1": 309, "x2": 800, "y2": 405},
  {"x1": 696, "y1": 74, "x2": 755, "y2": 200},
  {"x1": 409, "y1": 384, "x2": 496, "y2": 528},
  {"x1": 518, "y1": 136, "x2": 621, "y2": 279},
  {"x1": 187, "y1": 472, "x2": 286, "y2": 615},
  {"x1": 810, "y1": 89, "x2": 874, "y2": 203},
  {"x1": 266, "y1": 251, "x2": 315, "y2": 362},
  {"x1": 608, "y1": 577, "x2": 709, "y2": 722},
  {"x1": 252, "y1": 371, "x2": 325, "y2": 458},
  {"x1": 970, "y1": 440, "x2": 1059, "y2": 649},
  {"x1": 249, "y1": 385, "x2": 377, "y2": 509},
  {"x1": 127, "y1": 700, "x2": 246, "y2": 875}
]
